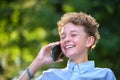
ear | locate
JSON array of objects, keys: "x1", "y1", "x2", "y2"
[{"x1": 86, "y1": 36, "x2": 95, "y2": 48}]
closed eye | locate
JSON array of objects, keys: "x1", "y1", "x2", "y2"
[
  {"x1": 71, "y1": 33, "x2": 77, "y2": 37},
  {"x1": 60, "y1": 34, "x2": 66, "y2": 40}
]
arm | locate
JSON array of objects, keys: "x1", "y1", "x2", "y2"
[{"x1": 18, "y1": 42, "x2": 62, "y2": 80}]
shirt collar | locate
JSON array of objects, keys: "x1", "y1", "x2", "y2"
[{"x1": 67, "y1": 60, "x2": 95, "y2": 73}]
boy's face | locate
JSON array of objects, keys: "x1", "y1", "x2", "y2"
[{"x1": 60, "y1": 23, "x2": 92, "y2": 60}]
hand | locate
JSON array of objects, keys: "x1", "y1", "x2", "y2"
[{"x1": 36, "y1": 41, "x2": 63, "y2": 66}]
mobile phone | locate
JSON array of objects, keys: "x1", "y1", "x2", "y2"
[{"x1": 51, "y1": 44, "x2": 63, "y2": 61}]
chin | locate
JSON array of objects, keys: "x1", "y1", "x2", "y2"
[{"x1": 65, "y1": 53, "x2": 74, "y2": 59}]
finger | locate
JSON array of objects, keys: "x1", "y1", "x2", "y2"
[
  {"x1": 48, "y1": 41, "x2": 60, "y2": 47},
  {"x1": 55, "y1": 59, "x2": 63, "y2": 63}
]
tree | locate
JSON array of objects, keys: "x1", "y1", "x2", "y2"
[{"x1": 0, "y1": 0, "x2": 120, "y2": 79}]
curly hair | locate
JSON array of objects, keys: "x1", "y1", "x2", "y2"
[{"x1": 57, "y1": 12, "x2": 100, "y2": 49}]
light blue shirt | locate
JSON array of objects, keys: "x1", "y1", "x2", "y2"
[{"x1": 37, "y1": 61, "x2": 116, "y2": 80}]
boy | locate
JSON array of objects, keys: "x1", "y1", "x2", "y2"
[{"x1": 18, "y1": 12, "x2": 116, "y2": 80}]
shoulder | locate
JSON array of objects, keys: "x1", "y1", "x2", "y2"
[
  {"x1": 43, "y1": 68, "x2": 67, "y2": 74},
  {"x1": 95, "y1": 67, "x2": 113, "y2": 73},
  {"x1": 94, "y1": 67, "x2": 116, "y2": 79},
  {"x1": 94, "y1": 67, "x2": 113, "y2": 74},
  {"x1": 95, "y1": 67, "x2": 112, "y2": 71},
  {"x1": 37, "y1": 68, "x2": 67, "y2": 80},
  {"x1": 37, "y1": 68, "x2": 62, "y2": 80}
]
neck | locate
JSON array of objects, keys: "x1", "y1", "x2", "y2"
[{"x1": 70, "y1": 52, "x2": 88, "y2": 64}]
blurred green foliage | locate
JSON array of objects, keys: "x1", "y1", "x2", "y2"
[{"x1": 0, "y1": 0, "x2": 120, "y2": 80}]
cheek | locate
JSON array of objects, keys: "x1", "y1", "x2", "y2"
[{"x1": 75, "y1": 37, "x2": 87, "y2": 47}]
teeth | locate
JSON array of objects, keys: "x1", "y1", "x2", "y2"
[{"x1": 65, "y1": 45, "x2": 74, "y2": 49}]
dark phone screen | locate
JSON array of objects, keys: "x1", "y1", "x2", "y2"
[{"x1": 52, "y1": 45, "x2": 63, "y2": 61}]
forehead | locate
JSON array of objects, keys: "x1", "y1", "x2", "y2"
[{"x1": 60, "y1": 23, "x2": 85, "y2": 34}]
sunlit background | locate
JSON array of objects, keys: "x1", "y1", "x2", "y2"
[{"x1": 0, "y1": 0, "x2": 120, "y2": 80}]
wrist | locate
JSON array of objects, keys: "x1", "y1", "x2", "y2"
[
  {"x1": 26, "y1": 68, "x2": 34, "y2": 79},
  {"x1": 28, "y1": 58, "x2": 45, "y2": 76}
]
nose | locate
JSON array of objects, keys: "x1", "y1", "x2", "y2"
[{"x1": 64, "y1": 36, "x2": 71, "y2": 43}]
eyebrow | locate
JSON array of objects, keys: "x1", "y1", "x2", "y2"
[
  {"x1": 60, "y1": 30, "x2": 79, "y2": 36},
  {"x1": 70, "y1": 30, "x2": 78, "y2": 33}
]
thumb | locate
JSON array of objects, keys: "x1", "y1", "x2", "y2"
[{"x1": 55, "y1": 59, "x2": 63, "y2": 63}]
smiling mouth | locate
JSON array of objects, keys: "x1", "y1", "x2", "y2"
[{"x1": 64, "y1": 45, "x2": 75, "y2": 50}]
